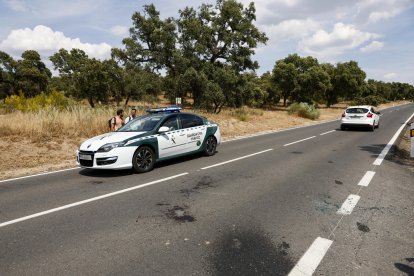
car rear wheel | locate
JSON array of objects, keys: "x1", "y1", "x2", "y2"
[
  {"x1": 375, "y1": 121, "x2": 379, "y2": 128},
  {"x1": 340, "y1": 124, "x2": 346, "y2": 131},
  {"x1": 204, "y1": 136, "x2": 217, "y2": 156},
  {"x1": 132, "y1": 146, "x2": 155, "y2": 173},
  {"x1": 369, "y1": 124, "x2": 375, "y2": 132}
]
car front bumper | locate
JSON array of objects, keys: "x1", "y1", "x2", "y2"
[{"x1": 76, "y1": 146, "x2": 138, "y2": 170}]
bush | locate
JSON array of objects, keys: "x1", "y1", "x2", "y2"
[
  {"x1": 4, "y1": 90, "x2": 74, "y2": 112},
  {"x1": 288, "y1": 102, "x2": 320, "y2": 120}
]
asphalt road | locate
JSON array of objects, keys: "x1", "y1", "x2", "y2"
[{"x1": 1, "y1": 103, "x2": 413, "y2": 276}]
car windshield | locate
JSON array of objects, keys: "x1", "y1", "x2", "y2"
[
  {"x1": 117, "y1": 115, "x2": 164, "y2": 132},
  {"x1": 346, "y1": 108, "x2": 368, "y2": 114}
]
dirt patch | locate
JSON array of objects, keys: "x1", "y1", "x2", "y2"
[
  {"x1": 356, "y1": 222, "x2": 371, "y2": 233},
  {"x1": 0, "y1": 136, "x2": 83, "y2": 180},
  {"x1": 390, "y1": 122, "x2": 414, "y2": 171}
]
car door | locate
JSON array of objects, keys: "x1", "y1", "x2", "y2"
[
  {"x1": 179, "y1": 114, "x2": 207, "y2": 153},
  {"x1": 157, "y1": 115, "x2": 188, "y2": 159}
]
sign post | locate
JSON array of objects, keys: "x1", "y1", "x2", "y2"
[
  {"x1": 411, "y1": 123, "x2": 414, "y2": 158},
  {"x1": 175, "y1": 97, "x2": 182, "y2": 106}
]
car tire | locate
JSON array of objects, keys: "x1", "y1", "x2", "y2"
[
  {"x1": 340, "y1": 124, "x2": 345, "y2": 131},
  {"x1": 375, "y1": 121, "x2": 379, "y2": 129},
  {"x1": 132, "y1": 146, "x2": 155, "y2": 173},
  {"x1": 204, "y1": 136, "x2": 217, "y2": 156},
  {"x1": 369, "y1": 124, "x2": 375, "y2": 132}
]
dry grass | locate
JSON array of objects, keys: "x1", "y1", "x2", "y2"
[{"x1": 0, "y1": 100, "x2": 410, "y2": 180}]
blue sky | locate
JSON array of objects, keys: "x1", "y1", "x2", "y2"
[{"x1": 1, "y1": 0, "x2": 413, "y2": 84}]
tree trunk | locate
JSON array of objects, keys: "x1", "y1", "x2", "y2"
[
  {"x1": 124, "y1": 94, "x2": 131, "y2": 109},
  {"x1": 283, "y1": 97, "x2": 287, "y2": 107},
  {"x1": 88, "y1": 97, "x2": 95, "y2": 108}
]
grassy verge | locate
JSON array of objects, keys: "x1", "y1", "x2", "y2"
[{"x1": 0, "y1": 101, "x2": 410, "y2": 180}]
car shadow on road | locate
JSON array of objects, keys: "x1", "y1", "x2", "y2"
[
  {"x1": 78, "y1": 169, "x2": 134, "y2": 178},
  {"x1": 394, "y1": 258, "x2": 414, "y2": 275},
  {"x1": 359, "y1": 144, "x2": 387, "y2": 159}
]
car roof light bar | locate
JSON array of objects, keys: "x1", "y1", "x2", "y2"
[{"x1": 146, "y1": 106, "x2": 182, "y2": 114}]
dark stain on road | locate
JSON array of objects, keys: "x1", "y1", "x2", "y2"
[
  {"x1": 334, "y1": 180, "x2": 343, "y2": 185},
  {"x1": 90, "y1": 180, "x2": 104, "y2": 185},
  {"x1": 165, "y1": 205, "x2": 195, "y2": 223},
  {"x1": 356, "y1": 222, "x2": 370, "y2": 232},
  {"x1": 291, "y1": 151, "x2": 303, "y2": 154},
  {"x1": 180, "y1": 188, "x2": 195, "y2": 198},
  {"x1": 328, "y1": 160, "x2": 334, "y2": 163},
  {"x1": 156, "y1": 202, "x2": 170, "y2": 206},
  {"x1": 193, "y1": 176, "x2": 215, "y2": 190},
  {"x1": 209, "y1": 229, "x2": 294, "y2": 275}
]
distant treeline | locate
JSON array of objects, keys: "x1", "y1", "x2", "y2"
[{"x1": 1, "y1": 0, "x2": 413, "y2": 112}]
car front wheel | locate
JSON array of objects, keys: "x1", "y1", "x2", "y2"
[
  {"x1": 132, "y1": 146, "x2": 155, "y2": 173},
  {"x1": 204, "y1": 136, "x2": 217, "y2": 156}
]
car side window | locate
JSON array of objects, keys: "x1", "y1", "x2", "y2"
[
  {"x1": 180, "y1": 114, "x2": 204, "y2": 129},
  {"x1": 161, "y1": 116, "x2": 179, "y2": 131}
]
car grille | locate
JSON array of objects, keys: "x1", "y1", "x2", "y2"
[{"x1": 78, "y1": 150, "x2": 94, "y2": 167}]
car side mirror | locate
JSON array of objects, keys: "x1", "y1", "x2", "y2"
[
  {"x1": 158, "y1": 126, "x2": 170, "y2": 133},
  {"x1": 377, "y1": 111, "x2": 381, "y2": 115}
]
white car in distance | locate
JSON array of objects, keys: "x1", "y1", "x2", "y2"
[{"x1": 341, "y1": 105, "x2": 381, "y2": 131}]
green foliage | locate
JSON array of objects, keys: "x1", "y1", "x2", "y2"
[
  {"x1": 351, "y1": 95, "x2": 387, "y2": 107},
  {"x1": 15, "y1": 50, "x2": 51, "y2": 97},
  {"x1": 4, "y1": 90, "x2": 73, "y2": 112},
  {"x1": 288, "y1": 102, "x2": 320, "y2": 120}
]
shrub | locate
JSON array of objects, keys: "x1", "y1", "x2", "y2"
[
  {"x1": 4, "y1": 90, "x2": 74, "y2": 112},
  {"x1": 232, "y1": 108, "x2": 249, "y2": 121},
  {"x1": 288, "y1": 102, "x2": 320, "y2": 120}
]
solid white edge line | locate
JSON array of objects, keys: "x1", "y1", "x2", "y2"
[
  {"x1": 201, "y1": 149, "x2": 273, "y2": 170},
  {"x1": 373, "y1": 111, "x2": 414, "y2": 166},
  {"x1": 0, "y1": 172, "x2": 188, "y2": 228},
  {"x1": 0, "y1": 167, "x2": 80, "y2": 183},
  {"x1": 337, "y1": 194, "x2": 361, "y2": 215},
  {"x1": 320, "y1": 130, "x2": 336, "y2": 136},
  {"x1": 357, "y1": 171, "x2": 376, "y2": 187},
  {"x1": 283, "y1": 136, "x2": 316, "y2": 147},
  {"x1": 288, "y1": 237, "x2": 333, "y2": 276}
]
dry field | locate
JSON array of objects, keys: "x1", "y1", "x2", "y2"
[{"x1": 0, "y1": 101, "x2": 410, "y2": 180}]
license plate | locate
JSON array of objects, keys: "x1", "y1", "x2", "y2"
[
  {"x1": 351, "y1": 115, "x2": 361, "y2": 119},
  {"x1": 79, "y1": 154, "x2": 92, "y2": 160}
]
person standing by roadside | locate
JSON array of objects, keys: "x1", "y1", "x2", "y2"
[
  {"x1": 110, "y1": 109, "x2": 125, "y2": 131},
  {"x1": 125, "y1": 108, "x2": 137, "y2": 124}
]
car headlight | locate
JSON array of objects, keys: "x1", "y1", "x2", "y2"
[{"x1": 97, "y1": 142, "x2": 126, "y2": 152}]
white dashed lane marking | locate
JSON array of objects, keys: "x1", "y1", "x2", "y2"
[
  {"x1": 357, "y1": 171, "x2": 376, "y2": 187},
  {"x1": 283, "y1": 136, "x2": 316, "y2": 147},
  {"x1": 0, "y1": 173, "x2": 188, "y2": 228},
  {"x1": 288, "y1": 237, "x2": 333, "y2": 276},
  {"x1": 201, "y1": 149, "x2": 273, "y2": 170},
  {"x1": 337, "y1": 194, "x2": 361, "y2": 215},
  {"x1": 320, "y1": 130, "x2": 336, "y2": 136}
]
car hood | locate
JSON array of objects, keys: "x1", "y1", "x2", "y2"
[{"x1": 79, "y1": 131, "x2": 147, "y2": 151}]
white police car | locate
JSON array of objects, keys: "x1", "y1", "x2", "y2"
[{"x1": 76, "y1": 107, "x2": 221, "y2": 173}]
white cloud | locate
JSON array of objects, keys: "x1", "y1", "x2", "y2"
[
  {"x1": 356, "y1": 0, "x2": 414, "y2": 24},
  {"x1": 0, "y1": 25, "x2": 112, "y2": 60},
  {"x1": 360, "y1": 40, "x2": 384, "y2": 53},
  {"x1": 3, "y1": 0, "x2": 27, "y2": 12},
  {"x1": 384, "y1": 72, "x2": 397, "y2": 79},
  {"x1": 299, "y1": 23, "x2": 380, "y2": 59},
  {"x1": 262, "y1": 19, "x2": 321, "y2": 43},
  {"x1": 109, "y1": 25, "x2": 129, "y2": 37}
]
